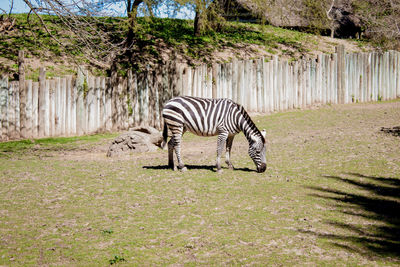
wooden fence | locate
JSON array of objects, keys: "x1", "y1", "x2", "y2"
[{"x1": 1, "y1": 46, "x2": 400, "y2": 141}]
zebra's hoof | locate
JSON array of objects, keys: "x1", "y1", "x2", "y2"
[
  {"x1": 180, "y1": 167, "x2": 187, "y2": 172},
  {"x1": 173, "y1": 166, "x2": 178, "y2": 171},
  {"x1": 227, "y1": 164, "x2": 234, "y2": 170},
  {"x1": 217, "y1": 169, "x2": 223, "y2": 174}
]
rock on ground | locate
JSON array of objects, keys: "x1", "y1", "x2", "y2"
[{"x1": 106, "y1": 126, "x2": 163, "y2": 157}]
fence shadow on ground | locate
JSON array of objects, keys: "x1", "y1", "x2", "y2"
[{"x1": 302, "y1": 173, "x2": 400, "y2": 259}]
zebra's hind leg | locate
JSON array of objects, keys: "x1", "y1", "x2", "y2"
[
  {"x1": 216, "y1": 132, "x2": 228, "y2": 173},
  {"x1": 225, "y1": 135, "x2": 235, "y2": 170}
]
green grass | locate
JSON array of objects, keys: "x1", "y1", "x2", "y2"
[
  {"x1": 0, "y1": 101, "x2": 399, "y2": 265},
  {"x1": 0, "y1": 133, "x2": 119, "y2": 154},
  {"x1": 134, "y1": 17, "x2": 311, "y2": 62}
]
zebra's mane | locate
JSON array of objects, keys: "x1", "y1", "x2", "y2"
[{"x1": 237, "y1": 104, "x2": 265, "y2": 144}]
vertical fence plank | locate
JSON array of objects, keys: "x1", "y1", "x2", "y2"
[
  {"x1": 366, "y1": 53, "x2": 372, "y2": 102},
  {"x1": 69, "y1": 76, "x2": 76, "y2": 135},
  {"x1": 273, "y1": 57, "x2": 279, "y2": 110},
  {"x1": 44, "y1": 80, "x2": 50, "y2": 136},
  {"x1": 263, "y1": 60, "x2": 269, "y2": 112},
  {"x1": 87, "y1": 75, "x2": 95, "y2": 133},
  {"x1": 192, "y1": 67, "x2": 198, "y2": 97},
  {"x1": 207, "y1": 65, "x2": 213, "y2": 99},
  {"x1": 336, "y1": 45, "x2": 346, "y2": 104},
  {"x1": 263, "y1": 59, "x2": 269, "y2": 112},
  {"x1": 384, "y1": 52, "x2": 390, "y2": 100},
  {"x1": 390, "y1": 51, "x2": 396, "y2": 100},
  {"x1": 378, "y1": 53, "x2": 383, "y2": 101},
  {"x1": 18, "y1": 51, "x2": 27, "y2": 139},
  {"x1": 25, "y1": 80, "x2": 32, "y2": 138},
  {"x1": 60, "y1": 77, "x2": 66, "y2": 135},
  {"x1": 49, "y1": 79, "x2": 55, "y2": 136},
  {"x1": 105, "y1": 77, "x2": 112, "y2": 131},
  {"x1": 111, "y1": 71, "x2": 119, "y2": 130},
  {"x1": 38, "y1": 67, "x2": 46, "y2": 137},
  {"x1": 75, "y1": 67, "x2": 85, "y2": 135},
  {"x1": 270, "y1": 58, "x2": 276, "y2": 111},
  {"x1": 9, "y1": 82, "x2": 19, "y2": 139},
  {"x1": 98, "y1": 77, "x2": 105, "y2": 131},
  {"x1": 292, "y1": 61, "x2": 298, "y2": 109},
  {"x1": 251, "y1": 60, "x2": 257, "y2": 111},
  {"x1": 32, "y1": 82, "x2": 39, "y2": 138},
  {"x1": 243, "y1": 60, "x2": 249, "y2": 109},
  {"x1": 94, "y1": 77, "x2": 101, "y2": 132},
  {"x1": 256, "y1": 59, "x2": 263, "y2": 112},
  {"x1": 187, "y1": 67, "x2": 193, "y2": 97},
  {"x1": 127, "y1": 70, "x2": 134, "y2": 128},
  {"x1": 0, "y1": 77, "x2": 8, "y2": 141},
  {"x1": 122, "y1": 78, "x2": 129, "y2": 129},
  {"x1": 304, "y1": 60, "x2": 310, "y2": 107},
  {"x1": 65, "y1": 76, "x2": 72, "y2": 135},
  {"x1": 144, "y1": 72, "x2": 149, "y2": 126},
  {"x1": 55, "y1": 78, "x2": 61, "y2": 136},
  {"x1": 237, "y1": 60, "x2": 244, "y2": 106}
]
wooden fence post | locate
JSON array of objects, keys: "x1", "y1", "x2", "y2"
[
  {"x1": 38, "y1": 67, "x2": 46, "y2": 137},
  {"x1": 212, "y1": 63, "x2": 218, "y2": 99},
  {"x1": 9, "y1": 82, "x2": 20, "y2": 139},
  {"x1": 25, "y1": 79, "x2": 32, "y2": 138},
  {"x1": 32, "y1": 82, "x2": 39, "y2": 137},
  {"x1": 18, "y1": 50, "x2": 27, "y2": 138},
  {"x1": 76, "y1": 66, "x2": 85, "y2": 135},
  {"x1": 0, "y1": 76, "x2": 8, "y2": 141},
  {"x1": 336, "y1": 45, "x2": 346, "y2": 104}
]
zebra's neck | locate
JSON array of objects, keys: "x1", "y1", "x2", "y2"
[{"x1": 237, "y1": 105, "x2": 264, "y2": 144}]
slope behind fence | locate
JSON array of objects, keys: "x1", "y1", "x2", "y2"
[{"x1": 1, "y1": 46, "x2": 399, "y2": 141}]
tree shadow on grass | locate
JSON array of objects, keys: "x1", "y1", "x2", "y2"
[
  {"x1": 142, "y1": 165, "x2": 255, "y2": 173},
  {"x1": 303, "y1": 173, "x2": 400, "y2": 260}
]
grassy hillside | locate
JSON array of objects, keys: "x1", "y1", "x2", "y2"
[{"x1": 0, "y1": 14, "x2": 373, "y2": 80}]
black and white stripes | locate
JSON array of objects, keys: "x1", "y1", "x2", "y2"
[{"x1": 161, "y1": 96, "x2": 267, "y2": 173}]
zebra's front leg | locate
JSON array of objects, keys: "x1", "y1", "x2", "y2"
[
  {"x1": 216, "y1": 132, "x2": 228, "y2": 173},
  {"x1": 167, "y1": 138, "x2": 176, "y2": 171},
  {"x1": 225, "y1": 135, "x2": 235, "y2": 170},
  {"x1": 172, "y1": 133, "x2": 187, "y2": 172}
]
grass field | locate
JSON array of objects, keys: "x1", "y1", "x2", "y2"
[{"x1": 0, "y1": 100, "x2": 399, "y2": 266}]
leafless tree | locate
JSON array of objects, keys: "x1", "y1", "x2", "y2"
[
  {"x1": 1, "y1": 0, "x2": 16, "y2": 32},
  {"x1": 353, "y1": 0, "x2": 400, "y2": 45},
  {"x1": 21, "y1": 0, "x2": 134, "y2": 68}
]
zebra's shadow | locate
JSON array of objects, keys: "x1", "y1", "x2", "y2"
[{"x1": 142, "y1": 165, "x2": 255, "y2": 173}]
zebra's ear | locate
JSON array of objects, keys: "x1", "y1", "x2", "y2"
[{"x1": 261, "y1": 129, "x2": 267, "y2": 140}]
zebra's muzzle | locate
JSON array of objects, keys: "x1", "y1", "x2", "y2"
[{"x1": 257, "y1": 163, "x2": 266, "y2": 173}]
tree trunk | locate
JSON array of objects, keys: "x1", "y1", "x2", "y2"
[
  {"x1": 126, "y1": 0, "x2": 143, "y2": 46},
  {"x1": 194, "y1": 5, "x2": 208, "y2": 37},
  {"x1": 194, "y1": 9, "x2": 202, "y2": 36}
]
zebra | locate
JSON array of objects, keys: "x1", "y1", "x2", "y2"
[{"x1": 161, "y1": 96, "x2": 267, "y2": 173}]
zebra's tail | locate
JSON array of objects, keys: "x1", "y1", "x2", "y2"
[{"x1": 161, "y1": 123, "x2": 168, "y2": 149}]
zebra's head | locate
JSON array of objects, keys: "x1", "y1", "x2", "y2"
[{"x1": 249, "y1": 129, "x2": 267, "y2": 173}]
